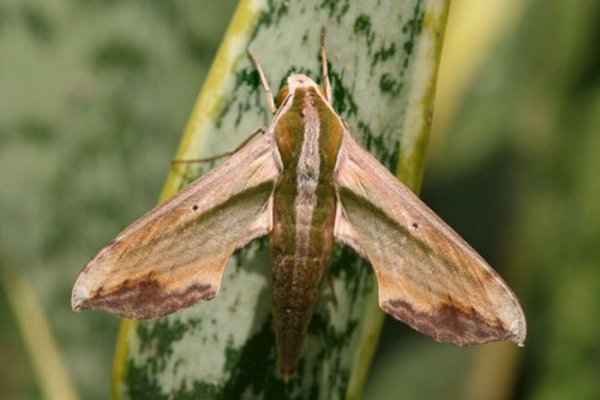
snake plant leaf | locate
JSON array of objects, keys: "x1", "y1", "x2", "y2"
[{"x1": 112, "y1": 0, "x2": 449, "y2": 398}]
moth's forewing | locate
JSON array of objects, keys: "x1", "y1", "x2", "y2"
[
  {"x1": 333, "y1": 131, "x2": 526, "y2": 346},
  {"x1": 72, "y1": 133, "x2": 281, "y2": 319}
]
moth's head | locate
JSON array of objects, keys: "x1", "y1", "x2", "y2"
[
  {"x1": 274, "y1": 74, "x2": 327, "y2": 108},
  {"x1": 286, "y1": 74, "x2": 318, "y2": 91}
]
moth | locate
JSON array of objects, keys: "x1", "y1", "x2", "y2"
[{"x1": 72, "y1": 30, "x2": 526, "y2": 381}]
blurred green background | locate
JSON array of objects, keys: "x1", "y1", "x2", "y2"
[{"x1": 0, "y1": 0, "x2": 598, "y2": 399}]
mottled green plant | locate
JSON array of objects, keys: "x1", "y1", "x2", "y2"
[{"x1": 110, "y1": 1, "x2": 449, "y2": 398}]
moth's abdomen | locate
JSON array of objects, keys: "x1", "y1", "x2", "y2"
[
  {"x1": 269, "y1": 197, "x2": 335, "y2": 380},
  {"x1": 270, "y1": 254, "x2": 327, "y2": 376}
]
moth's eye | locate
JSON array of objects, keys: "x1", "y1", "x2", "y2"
[{"x1": 274, "y1": 86, "x2": 290, "y2": 108}]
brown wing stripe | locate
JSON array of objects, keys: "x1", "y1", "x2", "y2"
[
  {"x1": 79, "y1": 280, "x2": 215, "y2": 319},
  {"x1": 382, "y1": 299, "x2": 518, "y2": 345}
]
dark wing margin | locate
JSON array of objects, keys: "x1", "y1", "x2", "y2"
[
  {"x1": 333, "y1": 131, "x2": 526, "y2": 346},
  {"x1": 72, "y1": 133, "x2": 281, "y2": 319}
]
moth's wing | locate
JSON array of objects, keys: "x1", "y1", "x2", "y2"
[
  {"x1": 334, "y1": 131, "x2": 526, "y2": 345},
  {"x1": 72, "y1": 133, "x2": 281, "y2": 319}
]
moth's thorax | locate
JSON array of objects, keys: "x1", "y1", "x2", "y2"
[{"x1": 273, "y1": 84, "x2": 344, "y2": 169}]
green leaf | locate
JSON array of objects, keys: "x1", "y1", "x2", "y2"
[{"x1": 112, "y1": 1, "x2": 449, "y2": 398}]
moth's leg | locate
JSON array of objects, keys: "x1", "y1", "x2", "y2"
[
  {"x1": 320, "y1": 27, "x2": 332, "y2": 103},
  {"x1": 172, "y1": 127, "x2": 265, "y2": 164},
  {"x1": 248, "y1": 51, "x2": 277, "y2": 114}
]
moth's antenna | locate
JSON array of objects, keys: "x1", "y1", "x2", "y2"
[
  {"x1": 248, "y1": 51, "x2": 277, "y2": 114},
  {"x1": 320, "y1": 27, "x2": 332, "y2": 103}
]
